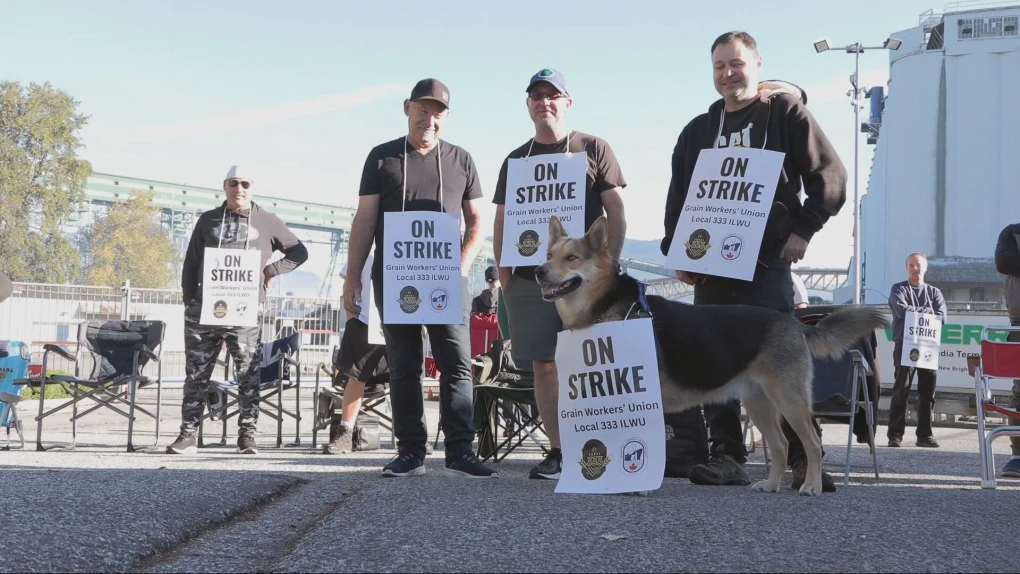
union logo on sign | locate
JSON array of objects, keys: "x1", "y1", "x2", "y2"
[
  {"x1": 720, "y1": 234, "x2": 743, "y2": 262},
  {"x1": 621, "y1": 438, "x2": 647, "y2": 475}
]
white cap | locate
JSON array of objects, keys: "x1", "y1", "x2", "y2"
[{"x1": 225, "y1": 165, "x2": 253, "y2": 182}]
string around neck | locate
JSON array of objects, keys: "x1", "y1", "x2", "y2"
[
  {"x1": 219, "y1": 205, "x2": 252, "y2": 250},
  {"x1": 402, "y1": 136, "x2": 443, "y2": 212},
  {"x1": 714, "y1": 105, "x2": 768, "y2": 150},
  {"x1": 525, "y1": 130, "x2": 572, "y2": 158}
]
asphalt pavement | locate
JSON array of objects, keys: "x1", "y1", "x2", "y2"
[{"x1": 2, "y1": 390, "x2": 1017, "y2": 573}]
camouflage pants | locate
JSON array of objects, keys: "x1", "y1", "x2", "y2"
[{"x1": 180, "y1": 303, "x2": 262, "y2": 434}]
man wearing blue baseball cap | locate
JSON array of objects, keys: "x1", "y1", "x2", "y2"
[{"x1": 492, "y1": 68, "x2": 629, "y2": 480}]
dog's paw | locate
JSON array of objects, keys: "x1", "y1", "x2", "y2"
[
  {"x1": 751, "y1": 480, "x2": 781, "y2": 493},
  {"x1": 797, "y1": 482, "x2": 823, "y2": 497}
]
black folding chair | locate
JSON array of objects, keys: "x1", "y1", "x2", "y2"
[
  {"x1": 32, "y1": 320, "x2": 164, "y2": 452},
  {"x1": 200, "y1": 332, "x2": 303, "y2": 448},
  {"x1": 311, "y1": 362, "x2": 394, "y2": 450}
]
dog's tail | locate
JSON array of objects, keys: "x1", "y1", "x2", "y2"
[{"x1": 803, "y1": 306, "x2": 889, "y2": 360}]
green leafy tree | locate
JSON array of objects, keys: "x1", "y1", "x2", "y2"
[
  {"x1": 81, "y1": 191, "x2": 177, "y2": 288},
  {"x1": 0, "y1": 81, "x2": 92, "y2": 283}
]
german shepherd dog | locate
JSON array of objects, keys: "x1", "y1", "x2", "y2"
[{"x1": 534, "y1": 216, "x2": 888, "y2": 496}]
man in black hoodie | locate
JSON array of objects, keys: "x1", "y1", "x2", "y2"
[
  {"x1": 167, "y1": 165, "x2": 308, "y2": 455},
  {"x1": 661, "y1": 31, "x2": 847, "y2": 491}
]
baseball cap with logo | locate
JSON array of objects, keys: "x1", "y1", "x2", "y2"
[
  {"x1": 225, "y1": 165, "x2": 253, "y2": 182},
  {"x1": 410, "y1": 78, "x2": 451, "y2": 109},
  {"x1": 527, "y1": 68, "x2": 569, "y2": 96}
]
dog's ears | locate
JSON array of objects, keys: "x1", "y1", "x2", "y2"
[
  {"x1": 549, "y1": 216, "x2": 567, "y2": 244},
  {"x1": 585, "y1": 216, "x2": 609, "y2": 250}
]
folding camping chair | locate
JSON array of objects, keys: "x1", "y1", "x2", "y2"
[
  {"x1": 0, "y1": 340, "x2": 32, "y2": 450},
  {"x1": 31, "y1": 320, "x2": 164, "y2": 452},
  {"x1": 471, "y1": 337, "x2": 549, "y2": 462},
  {"x1": 970, "y1": 326, "x2": 1020, "y2": 489},
  {"x1": 748, "y1": 309, "x2": 881, "y2": 485},
  {"x1": 312, "y1": 360, "x2": 394, "y2": 450},
  {"x1": 200, "y1": 331, "x2": 303, "y2": 448}
]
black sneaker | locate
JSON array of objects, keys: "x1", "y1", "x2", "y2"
[
  {"x1": 323, "y1": 423, "x2": 353, "y2": 455},
  {"x1": 529, "y1": 448, "x2": 562, "y2": 480},
  {"x1": 166, "y1": 430, "x2": 197, "y2": 454},
  {"x1": 887, "y1": 438, "x2": 902, "y2": 447},
  {"x1": 443, "y1": 449, "x2": 499, "y2": 478},
  {"x1": 688, "y1": 444, "x2": 750, "y2": 486},
  {"x1": 236, "y1": 433, "x2": 258, "y2": 454},
  {"x1": 915, "y1": 436, "x2": 940, "y2": 448},
  {"x1": 382, "y1": 447, "x2": 426, "y2": 477},
  {"x1": 790, "y1": 458, "x2": 837, "y2": 493}
]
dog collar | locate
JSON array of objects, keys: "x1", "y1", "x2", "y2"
[{"x1": 594, "y1": 281, "x2": 652, "y2": 324}]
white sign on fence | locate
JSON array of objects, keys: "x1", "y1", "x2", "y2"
[{"x1": 554, "y1": 317, "x2": 666, "y2": 495}]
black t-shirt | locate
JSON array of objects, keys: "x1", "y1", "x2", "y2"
[
  {"x1": 714, "y1": 103, "x2": 758, "y2": 149},
  {"x1": 493, "y1": 130, "x2": 627, "y2": 279},
  {"x1": 359, "y1": 137, "x2": 484, "y2": 280}
]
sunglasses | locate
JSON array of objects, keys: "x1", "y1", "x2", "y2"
[
  {"x1": 228, "y1": 179, "x2": 251, "y2": 190},
  {"x1": 528, "y1": 91, "x2": 565, "y2": 101}
]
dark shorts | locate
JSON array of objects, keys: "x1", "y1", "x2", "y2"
[
  {"x1": 503, "y1": 274, "x2": 563, "y2": 364},
  {"x1": 335, "y1": 318, "x2": 389, "y2": 386}
]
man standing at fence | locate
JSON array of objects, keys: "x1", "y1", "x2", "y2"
[
  {"x1": 343, "y1": 78, "x2": 497, "y2": 478},
  {"x1": 660, "y1": 31, "x2": 846, "y2": 491},
  {"x1": 167, "y1": 165, "x2": 308, "y2": 455},
  {"x1": 994, "y1": 222, "x2": 1020, "y2": 476},
  {"x1": 886, "y1": 252, "x2": 947, "y2": 449}
]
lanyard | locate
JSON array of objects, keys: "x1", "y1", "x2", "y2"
[
  {"x1": 217, "y1": 208, "x2": 253, "y2": 250},
  {"x1": 714, "y1": 106, "x2": 769, "y2": 150},
  {"x1": 525, "y1": 130, "x2": 572, "y2": 158},
  {"x1": 908, "y1": 284, "x2": 934, "y2": 314}
]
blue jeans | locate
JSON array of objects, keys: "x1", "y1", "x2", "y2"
[{"x1": 375, "y1": 280, "x2": 475, "y2": 456}]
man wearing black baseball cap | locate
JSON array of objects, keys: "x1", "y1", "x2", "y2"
[
  {"x1": 344, "y1": 78, "x2": 496, "y2": 478},
  {"x1": 492, "y1": 67, "x2": 630, "y2": 480}
]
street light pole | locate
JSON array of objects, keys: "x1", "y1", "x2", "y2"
[
  {"x1": 852, "y1": 42, "x2": 862, "y2": 305},
  {"x1": 813, "y1": 36, "x2": 901, "y2": 305}
]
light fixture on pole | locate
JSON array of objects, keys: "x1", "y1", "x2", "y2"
[{"x1": 813, "y1": 36, "x2": 901, "y2": 305}]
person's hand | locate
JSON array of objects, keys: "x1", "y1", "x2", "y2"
[
  {"x1": 262, "y1": 268, "x2": 272, "y2": 289},
  {"x1": 343, "y1": 277, "x2": 363, "y2": 321},
  {"x1": 780, "y1": 233, "x2": 809, "y2": 264},
  {"x1": 675, "y1": 270, "x2": 702, "y2": 285}
]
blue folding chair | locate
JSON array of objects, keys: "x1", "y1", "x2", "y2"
[{"x1": 0, "y1": 340, "x2": 32, "y2": 450}]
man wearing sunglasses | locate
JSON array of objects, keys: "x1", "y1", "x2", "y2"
[
  {"x1": 492, "y1": 68, "x2": 630, "y2": 481},
  {"x1": 168, "y1": 165, "x2": 308, "y2": 455}
]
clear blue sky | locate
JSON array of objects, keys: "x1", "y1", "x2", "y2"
[{"x1": 2, "y1": 0, "x2": 942, "y2": 271}]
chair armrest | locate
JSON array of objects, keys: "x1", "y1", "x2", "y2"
[
  {"x1": 283, "y1": 356, "x2": 300, "y2": 367},
  {"x1": 319, "y1": 363, "x2": 336, "y2": 377},
  {"x1": 43, "y1": 344, "x2": 76, "y2": 363},
  {"x1": 136, "y1": 346, "x2": 160, "y2": 363}
]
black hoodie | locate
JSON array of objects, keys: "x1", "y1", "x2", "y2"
[
  {"x1": 660, "y1": 93, "x2": 847, "y2": 265},
  {"x1": 182, "y1": 201, "x2": 308, "y2": 304}
]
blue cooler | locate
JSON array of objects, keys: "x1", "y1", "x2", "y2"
[{"x1": 0, "y1": 340, "x2": 31, "y2": 429}]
